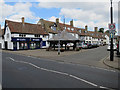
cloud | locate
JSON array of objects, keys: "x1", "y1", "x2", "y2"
[
  {"x1": 48, "y1": 16, "x2": 63, "y2": 23},
  {"x1": 0, "y1": 1, "x2": 38, "y2": 24}
]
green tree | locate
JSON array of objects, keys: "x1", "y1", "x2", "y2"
[{"x1": 98, "y1": 28, "x2": 104, "y2": 33}]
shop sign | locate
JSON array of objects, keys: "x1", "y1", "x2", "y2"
[
  {"x1": 11, "y1": 37, "x2": 42, "y2": 42},
  {"x1": 31, "y1": 38, "x2": 42, "y2": 41}
]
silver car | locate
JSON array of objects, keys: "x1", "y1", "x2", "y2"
[{"x1": 107, "y1": 43, "x2": 117, "y2": 51}]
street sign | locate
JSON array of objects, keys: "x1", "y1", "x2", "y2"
[
  {"x1": 109, "y1": 23, "x2": 116, "y2": 30},
  {"x1": 109, "y1": 32, "x2": 114, "y2": 38}
]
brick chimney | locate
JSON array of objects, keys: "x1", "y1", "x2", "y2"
[
  {"x1": 85, "y1": 25, "x2": 88, "y2": 31},
  {"x1": 70, "y1": 19, "x2": 73, "y2": 27},
  {"x1": 94, "y1": 27, "x2": 98, "y2": 32},
  {"x1": 21, "y1": 17, "x2": 25, "y2": 25},
  {"x1": 56, "y1": 18, "x2": 59, "y2": 24}
]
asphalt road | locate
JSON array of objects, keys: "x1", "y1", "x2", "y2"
[
  {"x1": 2, "y1": 51, "x2": 119, "y2": 89},
  {"x1": 49, "y1": 46, "x2": 110, "y2": 68}
]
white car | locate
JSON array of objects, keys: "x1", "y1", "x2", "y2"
[{"x1": 107, "y1": 43, "x2": 117, "y2": 51}]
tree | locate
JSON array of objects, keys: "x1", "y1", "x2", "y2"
[
  {"x1": 98, "y1": 28, "x2": 104, "y2": 33},
  {"x1": 105, "y1": 30, "x2": 109, "y2": 33}
]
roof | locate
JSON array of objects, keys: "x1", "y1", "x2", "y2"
[
  {"x1": 48, "y1": 30, "x2": 79, "y2": 41},
  {"x1": 5, "y1": 20, "x2": 48, "y2": 35},
  {"x1": 0, "y1": 29, "x2": 4, "y2": 37},
  {"x1": 88, "y1": 31, "x2": 106, "y2": 39},
  {"x1": 38, "y1": 19, "x2": 85, "y2": 34}
]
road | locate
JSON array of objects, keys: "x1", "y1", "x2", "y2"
[
  {"x1": 48, "y1": 46, "x2": 110, "y2": 68},
  {"x1": 2, "y1": 46, "x2": 119, "y2": 89}
]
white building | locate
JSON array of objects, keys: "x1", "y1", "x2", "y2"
[
  {"x1": 0, "y1": 25, "x2": 4, "y2": 49},
  {"x1": 3, "y1": 17, "x2": 49, "y2": 50}
]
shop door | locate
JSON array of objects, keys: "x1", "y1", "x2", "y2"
[
  {"x1": 13, "y1": 42, "x2": 17, "y2": 50},
  {"x1": 5, "y1": 41, "x2": 7, "y2": 50},
  {"x1": 0, "y1": 43, "x2": 1, "y2": 49}
]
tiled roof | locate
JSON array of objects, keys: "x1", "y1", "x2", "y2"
[
  {"x1": 38, "y1": 19, "x2": 107, "y2": 39},
  {"x1": 5, "y1": 20, "x2": 48, "y2": 35},
  {"x1": 0, "y1": 29, "x2": 4, "y2": 36},
  {"x1": 88, "y1": 31, "x2": 106, "y2": 39},
  {"x1": 39, "y1": 19, "x2": 84, "y2": 34}
]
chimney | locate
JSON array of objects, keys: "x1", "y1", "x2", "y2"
[
  {"x1": 94, "y1": 27, "x2": 98, "y2": 32},
  {"x1": 56, "y1": 18, "x2": 59, "y2": 24},
  {"x1": 70, "y1": 19, "x2": 73, "y2": 27},
  {"x1": 85, "y1": 25, "x2": 88, "y2": 31},
  {"x1": 21, "y1": 17, "x2": 25, "y2": 25}
]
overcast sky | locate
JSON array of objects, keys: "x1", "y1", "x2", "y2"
[{"x1": 0, "y1": 0, "x2": 119, "y2": 34}]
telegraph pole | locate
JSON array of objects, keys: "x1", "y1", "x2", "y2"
[{"x1": 110, "y1": 0, "x2": 114, "y2": 61}]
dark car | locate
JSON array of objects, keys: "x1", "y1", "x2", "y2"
[{"x1": 87, "y1": 43, "x2": 92, "y2": 49}]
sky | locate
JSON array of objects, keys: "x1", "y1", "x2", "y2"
[{"x1": 0, "y1": 0, "x2": 119, "y2": 34}]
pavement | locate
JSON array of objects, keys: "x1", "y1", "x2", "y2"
[
  {"x1": 2, "y1": 48, "x2": 88, "y2": 58},
  {"x1": 103, "y1": 53, "x2": 120, "y2": 70}
]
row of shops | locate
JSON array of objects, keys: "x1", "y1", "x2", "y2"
[{"x1": 4, "y1": 37, "x2": 46, "y2": 50}]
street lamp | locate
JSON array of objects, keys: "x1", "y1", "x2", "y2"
[{"x1": 110, "y1": 0, "x2": 114, "y2": 61}]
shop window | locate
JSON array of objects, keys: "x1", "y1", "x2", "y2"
[
  {"x1": 30, "y1": 42, "x2": 36, "y2": 49},
  {"x1": 19, "y1": 42, "x2": 28, "y2": 50},
  {"x1": 42, "y1": 41, "x2": 46, "y2": 46}
]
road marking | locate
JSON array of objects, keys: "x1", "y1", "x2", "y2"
[
  {"x1": 8, "y1": 57, "x2": 114, "y2": 89},
  {"x1": 5, "y1": 51, "x2": 117, "y2": 73}
]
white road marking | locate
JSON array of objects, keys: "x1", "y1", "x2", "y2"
[
  {"x1": 8, "y1": 52, "x2": 116, "y2": 73},
  {"x1": 27, "y1": 55, "x2": 116, "y2": 73},
  {"x1": 8, "y1": 57, "x2": 114, "y2": 89}
]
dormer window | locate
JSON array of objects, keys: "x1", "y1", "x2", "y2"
[
  {"x1": 71, "y1": 28, "x2": 74, "y2": 31},
  {"x1": 68, "y1": 27, "x2": 70, "y2": 30},
  {"x1": 79, "y1": 30, "x2": 81, "y2": 33},
  {"x1": 51, "y1": 26, "x2": 56, "y2": 31}
]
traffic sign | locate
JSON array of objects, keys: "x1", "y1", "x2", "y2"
[
  {"x1": 109, "y1": 32, "x2": 114, "y2": 38},
  {"x1": 109, "y1": 23, "x2": 116, "y2": 30}
]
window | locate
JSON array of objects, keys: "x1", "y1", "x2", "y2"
[
  {"x1": 84, "y1": 31, "x2": 87, "y2": 33},
  {"x1": 79, "y1": 30, "x2": 81, "y2": 33},
  {"x1": 51, "y1": 26, "x2": 56, "y2": 31},
  {"x1": 68, "y1": 27, "x2": 70, "y2": 30},
  {"x1": 7, "y1": 33, "x2": 9, "y2": 38},
  {"x1": 19, "y1": 34, "x2": 26, "y2": 37},
  {"x1": 71, "y1": 28, "x2": 74, "y2": 31}
]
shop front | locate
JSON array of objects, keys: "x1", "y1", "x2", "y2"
[{"x1": 11, "y1": 37, "x2": 42, "y2": 50}]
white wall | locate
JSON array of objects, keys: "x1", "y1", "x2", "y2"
[
  {"x1": 0, "y1": 37, "x2": 4, "y2": 49},
  {"x1": 26, "y1": 34, "x2": 34, "y2": 38},
  {"x1": 4, "y1": 26, "x2": 13, "y2": 49},
  {"x1": 11, "y1": 34, "x2": 19, "y2": 37},
  {"x1": 119, "y1": 40, "x2": 120, "y2": 52},
  {"x1": 105, "y1": 35, "x2": 109, "y2": 44}
]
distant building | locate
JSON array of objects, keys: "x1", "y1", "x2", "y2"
[{"x1": 38, "y1": 18, "x2": 109, "y2": 45}]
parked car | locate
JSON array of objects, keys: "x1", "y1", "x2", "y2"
[
  {"x1": 87, "y1": 43, "x2": 93, "y2": 49},
  {"x1": 80, "y1": 43, "x2": 88, "y2": 49},
  {"x1": 92, "y1": 43, "x2": 98, "y2": 48},
  {"x1": 107, "y1": 43, "x2": 117, "y2": 51},
  {"x1": 116, "y1": 42, "x2": 120, "y2": 55},
  {"x1": 76, "y1": 43, "x2": 82, "y2": 49}
]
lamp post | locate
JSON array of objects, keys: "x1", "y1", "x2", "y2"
[{"x1": 110, "y1": 0, "x2": 114, "y2": 61}]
